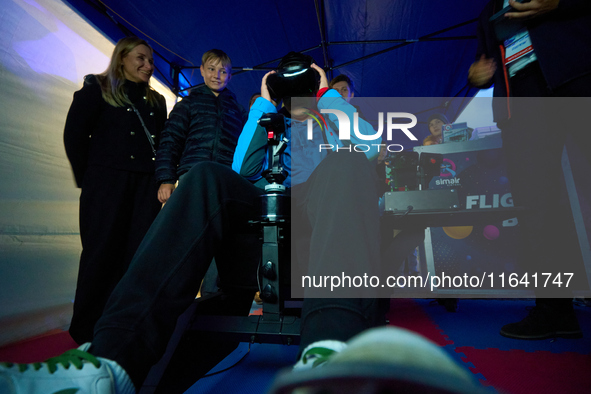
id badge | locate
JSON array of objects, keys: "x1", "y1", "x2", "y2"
[
  {"x1": 504, "y1": 29, "x2": 534, "y2": 67},
  {"x1": 504, "y1": 29, "x2": 538, "y2": 77}
]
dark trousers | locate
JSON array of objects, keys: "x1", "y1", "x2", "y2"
[
  {"x1": 70, "y1": 166, "x2": 161, "y2": 344},
  {"x1": 91, "y1": 152, "x2": 384, "y2": 387},
  {"x1": 499, "y1": 65, "x2": 591, "y2": 303}
]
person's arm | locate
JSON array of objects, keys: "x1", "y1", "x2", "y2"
[
  {"x1": 468, "y1": 8, "x2": 497, "y2": 89},
  {"x1": 311, "y1": 64, "x2": 381, "y2": 161},
  {"x1": 505, "y1": 0, "x2": 590, "y2": 19},
  {"x1": 158, "y1": 183, "x2": 175, "y2": 203},
  {"x1": 232, "y1": 71, "x2": 277, "y2": 180},
  {"x1": 63, "y1": 75, "x2": 103, "y2": 188},
  {"x1": 468, "y1": 55, "x2": 497, "y2": 88},
  {"x1": 154, "y1": 98, "x2": 190, "y2": 187},
  {"x1": 146, "y1": 92, "x2": 171, "y2": 203},
  {"x1": 505, "y1": 0, "x2": 560, "y2": 18},
  {"x1": 239, "y1": 101, "x2": 249, "y2": 126},
  {"x1": 154, "y1": 93, "x2": 168, "y2": 138}
]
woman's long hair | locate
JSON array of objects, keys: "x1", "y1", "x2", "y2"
[{"x1": 97, "y1": 36, "x2": 161, "y2": 108}]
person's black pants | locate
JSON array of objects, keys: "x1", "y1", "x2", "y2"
[
  {"x1": 70, "y1": 166, "x2": 161, "y2": 344},
  {"x1": 91, "y1": 153, "x2": 384, "y2": 387},
  {"x1": 499, "y1": 66, "x2": 591, "y2": 304}
]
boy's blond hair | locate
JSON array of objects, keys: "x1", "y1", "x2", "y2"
[{"x1": 201, "y1": 49, "x2": 232, "y2": 71}]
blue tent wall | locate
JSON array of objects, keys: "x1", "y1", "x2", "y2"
[
  {"x1": 0, "y1": 0, "x2": 494, "y2": 345},
  {"x1": 62, "y1": 0, "x2": 490, "y2": 142}
]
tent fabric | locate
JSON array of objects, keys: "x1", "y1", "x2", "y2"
[
  {"x1": 0, "y1": 0, "x2": 493, "y2": 344},
  {"x1": 63, "y1": 0, "x2": 490, "y2": 142},
  {"x1": 0, "y1": 0, "x2": 176, "y2": 345}
]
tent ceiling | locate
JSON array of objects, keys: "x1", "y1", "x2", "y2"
[{"x1": 62, "y1": 0, "x2": 491, "y2": 143}]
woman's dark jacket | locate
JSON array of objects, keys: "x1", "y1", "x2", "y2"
[{"x1": 64, "y1": 75, "x2": 167, "y2": 187}]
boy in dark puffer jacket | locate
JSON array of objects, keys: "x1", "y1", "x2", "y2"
[{"x1": 155, "y1": 49, "x2": 247, "y2": 203}]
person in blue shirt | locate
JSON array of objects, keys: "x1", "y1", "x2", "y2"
[{"x1": 1, "y1": 52, "x2": 387, "y2": 394}]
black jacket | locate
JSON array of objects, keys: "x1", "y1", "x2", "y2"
[
  {"x1": 155, "y1": 85, "x2": 247, "y2": 183},
  {"x1": 64, "y1": 75, "x2": 167, "y2": 187},
  {"x1": 474, "y1": 0, "x2": 591, "y2": 121}
]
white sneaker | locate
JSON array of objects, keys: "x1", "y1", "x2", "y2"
[
  {"x1": 0, "y1": 343, "x2": 135, "y2": 394},
  {"x1": 292, "y1": 340, "x2": 347, "y2": 370},
  {"x1": 331, "y1": 326, "x2": 471, "y2": 378},
  {"x1": 271, "y1": 327, "x2": 486, "y2": 394}
]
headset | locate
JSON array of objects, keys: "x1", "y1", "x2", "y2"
[{"x1": 266, "y1": 52, "x2": 320, "y2": 101}]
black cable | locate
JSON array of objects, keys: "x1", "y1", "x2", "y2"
[{"x1": 400, "y1": 205, "x2": 414, "y2": 217}]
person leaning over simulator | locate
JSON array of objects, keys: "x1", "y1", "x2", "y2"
[
  {"x1": 0, "y1": 51, "x2": 387, "y2": 394},
  {"x1": 63, "y1": 36, "x2": 167, "y2": 345},
  {"x1": 329, "y1": 74, "x2": 355, "y2": 102},
  {"x1": 249, "y1": 92, "x2": 262, "y2": 108},
  {"x1": 469, "y1": 0, "x2": 591, "y2": 340},
  {"x1": 155, "y1": 49, "x2": 246, "y2": 203},
  {"x1": 329, "y1": 73, "x2": 373, "y2": 122}
]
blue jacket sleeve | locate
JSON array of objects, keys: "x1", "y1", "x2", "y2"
[
  {"x1": 232, "y1": 97, "x2": 277, "y2": 180},
  {"x1": 317, "y1": 89, "x2": 381, "y2": 161}
]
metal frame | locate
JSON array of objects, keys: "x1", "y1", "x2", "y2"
[{"x1": 77, "y1": 0, "x2": 479, "y2": 104}]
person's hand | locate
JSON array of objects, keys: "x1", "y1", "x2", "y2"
[
  {"x1": 261, "y1": 70, "x2": 277, "y2": 104},
  {"x1": 158, "y1": 183, "x2": 175, "y2": 204},
  {"x1": 505, "y1": 0, "x2": 559, "y2": 19},
  {"x1": 310, "y1": 63, "x2": 329, "y2": 90},
  {"x1": 468, "y1": 55, "x2": 497, "y2": 87}
]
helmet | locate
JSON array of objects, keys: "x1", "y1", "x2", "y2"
[{"x1": 266, "y1": 52, "x2": 320, "y2": 100}]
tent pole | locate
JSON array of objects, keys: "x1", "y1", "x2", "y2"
[
  {"x1": 331, "y1": 18, "x2": 478, "y2": 70},
  {"x1": 314, "y1": 0, "x2": 331, "y2": 77},
  {"x1": 329, "y1": 36, "x2": 476, "y2": 45},
  {"x1": 177, "y1": 45, "x2": 323, "y2": 93}
]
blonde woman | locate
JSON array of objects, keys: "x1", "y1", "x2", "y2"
[{"x1": 64, "y1": 36, "x2": 167, "y2": 344}]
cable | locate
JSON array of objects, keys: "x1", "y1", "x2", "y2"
[
  {"x1": 256, "y1": 256, "x2": 263, "y2": 294},
  {"x1": 400, "y1": 205, "x2": 414, "y2": 217}
]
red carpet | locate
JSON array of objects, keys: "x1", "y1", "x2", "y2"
[
  {"x1": 2, "y1": 299, "x2": 590, "y2": 394},
  {"x1": 0, "y1": 330, "x2": 77, "y2": 364},
  {"x1": 386, "y1": 298, "x2": 453, "y2": 346},
  {"x1": 395, "y1": 299, "x2": 591, "y2": 394},
  {"x1": 458, "y1": 347, "x2": 591, "y2": 394}
]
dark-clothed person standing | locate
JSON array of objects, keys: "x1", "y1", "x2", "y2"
[
  {"x1": 469, "y1": 0, "x2": 591, "y2": 339},
  {"x1": 63, "y1": 36, "x2": 168, "y2": 344}
]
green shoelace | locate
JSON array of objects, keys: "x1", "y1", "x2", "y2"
[
  {"x1": 301, "y1": 347, "x2": 337, "y2": 368},
  {"x1": 1, "y1": 348, "x2": 101, "y2": 374}
]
